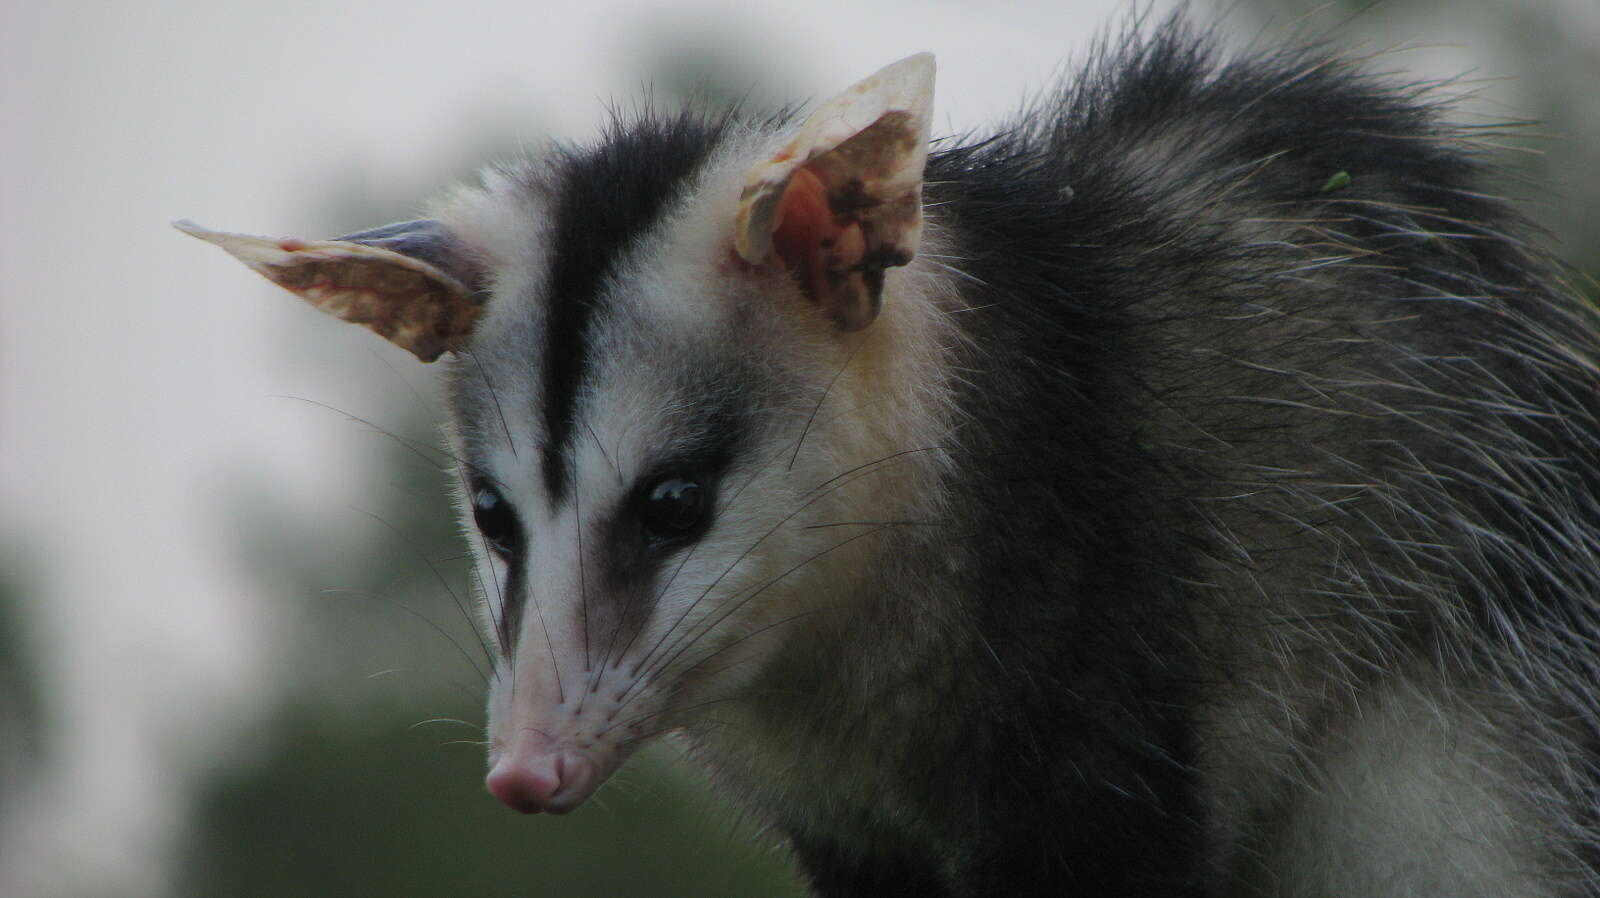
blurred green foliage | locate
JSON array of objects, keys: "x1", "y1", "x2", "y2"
[
  {"x1": 0, "y1": 553, "x2": 45, "y2": 793},
  {"x1": 179, "y1": 695, "x2": 803, "y2": 898}
]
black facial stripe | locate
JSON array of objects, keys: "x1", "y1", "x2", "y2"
[
  {"x1": 539, "y1": 109, "x2": 735, "y2": 502},
  {"x1": 496, "y1": 549, "x2": 527, "y2": 659}
]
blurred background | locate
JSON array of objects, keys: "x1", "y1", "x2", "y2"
[{"x1": 2, "y1": 0, "x2": 1596, "y2": 895}]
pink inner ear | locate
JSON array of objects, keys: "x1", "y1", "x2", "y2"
[
  {"x1": 770, "y1": 166, "x2": 865, "y2": 301},
  {"x1": 771, "y1": 166, "x2": 834, "y2": 296}
]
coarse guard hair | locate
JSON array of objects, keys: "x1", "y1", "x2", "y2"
[{"x1": 182, "y1": 14, "x2": 1600, "y2": 897}]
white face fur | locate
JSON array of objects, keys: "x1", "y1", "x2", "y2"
[
  {"x1": 443, "y1": 111, "x2": 951, "y2": 815},
  {"x1": 451, "y1": 166, "x2": 814, "y2": 811},
  {"x1": 178, "y1": 54, "x2": 945, "y2": 815}
]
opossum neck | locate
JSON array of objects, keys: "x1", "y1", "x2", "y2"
[{"x1": 686, "y1": 495, "x2": 983, "y2": 838}]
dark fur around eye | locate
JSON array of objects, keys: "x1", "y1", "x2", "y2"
[
  {"x1": 472, "y1": 484, "x2": 522, "y2": 559},
  {"x1": 641, "y1": 475, "x2": 711, "y2": 540}
]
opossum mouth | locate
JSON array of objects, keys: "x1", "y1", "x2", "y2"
[{"x1": 485, "y1": 736, "x2": 617, "y2": 815}]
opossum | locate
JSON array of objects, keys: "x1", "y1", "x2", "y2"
[{"x1": 180, "y1": 17, "x2": 1600, "y2": 896}]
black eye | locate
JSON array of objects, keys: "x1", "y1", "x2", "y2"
[
  {"x1": 642, "y1": 476, "x2": 709, "y2": 537},
  {"x1": 472, "y1": 486, "x2": 521, "y2": 559}
]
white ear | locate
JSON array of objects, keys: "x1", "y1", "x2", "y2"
[
  {"x1": 734, "y1": 53, "x2": 934, "y2": 331},
  {"x1": 175, "y1": 219, "x2": 483, "y2": 362}
]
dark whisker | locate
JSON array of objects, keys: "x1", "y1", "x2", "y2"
[
  {"x1": 576, "y1": 480, "x2": 592, "y2": 676},
  {"x1": 528, "y1": 557, "x2": 565, "y2": 705},
  {"x1": 586, "y1": 420, "x2": 624, "y2": 485},
  {"x1": 357, "y1": 508, "x2": 497, "y2": 681},
  {"x1": 605, "y1": 433, "x2": 814, "y2": 677},
  {"x1": 371, "y1": 345, "x2": 440, "y2": 419},
  {"x1": 320, "y1": 586, "x2": 490, "y2": 687},
  {"x1": 619, "y1": 526, "x2": 887, "y2": 712},
  {"x1": 593, "y1": 432, "x2": 805, "y2": 680},
  {"x1": 799, "y1": 519, "x2": 945, "y2": 530},
  {"x1": 609, "y1": 610, "x2": 820, "y2": 719},
  {"x1": 464, "y1": 350, "x2": 519, "y2": 461},
  {"x1": 456, "y1": 465, "x2": 508, "y2": 659},
  {"x1": 790, "y1": 333, "x2": 867, "y2": 471},
  {"x1": 599, "y1": 694, "x2": 751, "y2": 739},
  {"x1": 624, "y1": 448, "x2": 939, "y2": 682},
  {"x1": 271, "y1": 394, "x2": 504, "y2": 490},
  {"x1": 801, "y1": 446, "x2": 948, "y2": 500}
]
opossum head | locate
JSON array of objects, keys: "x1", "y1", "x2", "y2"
[{"x1": 180, "y1": 54, "x2": 947, "y2": 814}]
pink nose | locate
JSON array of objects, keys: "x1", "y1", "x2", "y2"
[{"x1": 485, "y1": 744, "x2": 598, "y2": 815}]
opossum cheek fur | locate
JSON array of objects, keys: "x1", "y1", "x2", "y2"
[
  {"x1": 449, "y1": 57, "x2": 953, "y2": 817},
  {"x1": 461, "y1": 320, "x2": 870, "y2": 815},
  {"x1": 464, "y1": 227, "x2": 958, "y2": 817},
  {"x1": 463, "y1": 374, "x2": 782, "y2": 817}
]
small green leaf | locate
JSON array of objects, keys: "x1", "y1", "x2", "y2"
[{"x1": 1320, "y1": 170, "x2": 1352, "y2": 193}]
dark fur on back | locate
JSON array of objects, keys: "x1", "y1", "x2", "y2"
[{"x1": 768, "y1": 17, "x2": 1600, "y2": 895}]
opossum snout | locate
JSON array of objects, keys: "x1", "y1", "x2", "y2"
[{"x1": 485, "y1": 729, "x2": 607, "y2": 815}]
